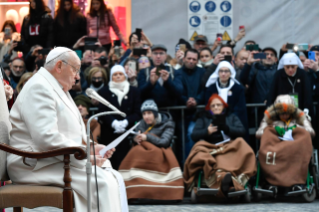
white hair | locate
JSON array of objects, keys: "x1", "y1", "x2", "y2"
[{"x1": 44, "y1": 51, "x2": 78, "y2": 71}]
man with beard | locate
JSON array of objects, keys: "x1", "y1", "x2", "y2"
[{"x1": 9, "y1": 57, "x2": 26, "y2": 89}]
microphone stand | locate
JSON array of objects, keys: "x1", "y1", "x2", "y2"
[{"x1": 86, "y1": 111, "x2": 126, "y2": 212}]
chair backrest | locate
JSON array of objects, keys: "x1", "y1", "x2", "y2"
[{"x1": 0, "y1": 70, "x2": 12, "y2": 181}]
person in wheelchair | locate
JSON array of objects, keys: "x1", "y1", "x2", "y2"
[
  {"x1": 256, "y1": 95, "x2": 315, "y2": 194},
  {"x1": 118, "y1": 99, "x2": 184, "y2": 201},
  {"x1": 184, "y1": 94, "x2": 256, "y2": 197}
]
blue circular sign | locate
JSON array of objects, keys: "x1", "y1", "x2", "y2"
[
  {"x1": 189, "y1": 1, "x2": 201, "y2": 13},
  {"x1": 220, "y1": 1, "x2": 232, "y2": 12},
  {"x1": 220, "y1": 16, "x2": 232, "y2": 27},
  {"x1": 205, "y1": 1, "x2": 216, "y2": 12},
  {"x1": 189, "y1": 16, "x2": 201, "y2": 27}
]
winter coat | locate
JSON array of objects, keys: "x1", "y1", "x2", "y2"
[
  {"x1": 266, "y1": 68, "x2": 313, "y2": 115},
  {"x1": 21, "y1": 8, "x2": 53, "y2": 51},
  {"x1": 53, "y1": 8, "x2": 87, "y2": 48},
  {"x1": 177, "y1": 65, "x2": 206, "y2": 105},
  {"x1": 134, "y1": 112, "x2": 175, "y2": 148},
  {"x1": 137, "y1": 64, "x2": 183, "y2": 107},
  {"x1": 86, "y1": 9, "x2": 125, "y2": 45},
  {"x1": 203, "y1": 81, "x2": 249, "y2": 133},
  {"x1": 240, "y1": 62, "x2": 277, "y2": 103},
  {"x1": 201, "y1": 63, "x2": 217, "y2": 87},
  {"x1": 256, "y1": 95, "x2": 315, "y2": 138},
  {"x1": 98, "y1": 85, "x2": 141, "y2": 169},
  {"x1": 191, "y1": 111, "x2": 245, "y2": 144}
]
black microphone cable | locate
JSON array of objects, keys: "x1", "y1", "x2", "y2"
[{"x1": 90, "y1": 130, "x2": 100, "y2": 212}]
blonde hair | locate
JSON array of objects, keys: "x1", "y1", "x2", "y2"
[
  {"x1": 16, "y1": 72, "x2": 33, "y2": 93},
  {"x1": 88, "y1": 67, "x2": 108, "y2": 84}
]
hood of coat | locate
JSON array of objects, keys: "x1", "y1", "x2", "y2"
[
  {"x1": 264, "y1": 95, "x2": 305, "y2": 125},
  {"x1": 153, "y1": 111, "x2": 173, "y2": 127}
]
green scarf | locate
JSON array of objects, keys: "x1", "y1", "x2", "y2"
[{"x1": 275, "y1": 125, "x2": 296, "y2": 136}]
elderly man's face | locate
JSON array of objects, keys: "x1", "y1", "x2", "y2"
[
  {"x1": 235, "y1": 50, "x2": 248, "y2": 69},
  {"x1": 151, "y1": 49, "x2": 166, "y2": 66},
  {"x1": 59, "y1": 54, "x2": 81, "y2": 91},
  {"x1": 194, "y1": 41, "x2": 207, "y2": 52},
  {"x1": 11, "y1": 59, "x2": 25, "y2": 77},
  {"x1": 284, "y1": 65, "x2": 298, "y2": 76}
]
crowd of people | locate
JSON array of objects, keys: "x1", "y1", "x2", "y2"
[{"x1": 1, "y1": 0, "x2": 319, "y2": 206}]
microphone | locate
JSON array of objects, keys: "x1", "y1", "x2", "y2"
[{"x1": 86, "y1": 88, "x2": 126, "y2": 117}]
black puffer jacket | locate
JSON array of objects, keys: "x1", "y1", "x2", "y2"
[
  {"x1": 134, "y1": 112, "x2": 175, "y2": 148},
  {"x1": 21, "y1": 7, "x2": 53, "y2": 51},
  {"x1": 191, "y1": 111, "x2": 245, "y2": 144},
  {"x1": 53, "y1": 7, "x2": 87, "y2": 48}
]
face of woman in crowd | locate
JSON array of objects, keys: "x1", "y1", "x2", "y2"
[
  {"x1": 30, "y1": 0, "x2": 36, "y2": 9},
  {"x1": 200, "y1": 50, "x2": 212, "y2": 63},
  {"x1": 143, "y1": 111, "x2": 155, "y2": 125},
  {"x1": 284, "y1": 65, "x2": 298, "y2": 77},
  {"x1": 138, "y1": 57, "x2": 150, "y2": 70},
  {"x1": 112, "y1": 71, "x2": 126, "y2": 83},
  {"x1": 218, "y1": 67, "x2": 231, "y2": 83},
  {"x1": 210, "y1": 98, "x2": 224, "y2": 115},
  {"x1": 91, "y1": 71, "x2": 104, "y2": 87},
  {"x1": 92, "y1": 0, "x2": 101, "y2": 11},
  {"x1": 64, "y1": 1, "x2": 72, "y2": 11}
]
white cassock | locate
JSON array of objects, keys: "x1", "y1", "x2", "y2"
[{"x1": 7, "y1": 68, "x2": 128, "y2": 212}]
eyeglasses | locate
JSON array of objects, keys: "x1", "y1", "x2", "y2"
[
  {"x1": 219, "y1": 70, "x2": 230, "y2": 74},
  {"x1": 152, "y1": 52, "x2": 165, "y2": 56},
  {"x1": 92, "y1": 77, "x2": 103, "y2": 81},
  {"x1": 139, "y1": 59, "x2": 150, "y2": 63},
  {"x1": 211, "y1": 104, "x2": 223, "y2": 108},
  {"x1": 265, "y1": 53, "x2": 275, "y2": 57},
  {"x1": 62, "y1": 60, "x2": 80, "y2": 74},
  {"x1": 13, "y1": 65, "x2": 24, "y2": 69}
]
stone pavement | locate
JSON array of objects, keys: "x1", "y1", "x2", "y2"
[{"x1": 4, "y1": 199, "x2": 319, "y2": 212}]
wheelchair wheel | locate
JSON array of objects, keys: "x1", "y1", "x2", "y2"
[
  {"x1": 191, "y1": 188, "x2": 198, "y2": 204},
  {"x1": 252, "y1": 186, "x2": 262, "y2": 202},
  {"x1": 302, "y1": 187, "x2": 317, "y2": 203},
  {"x1": 242, "y1": 186, "x2": 251, "y2": 203}
]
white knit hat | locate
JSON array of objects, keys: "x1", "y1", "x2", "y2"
[
  {"x1": 110, "y1": 65, "x2": 128, "y2": 82},
  {"x1": 45, "y1": 47, "x2": 73, "y2": 64}
]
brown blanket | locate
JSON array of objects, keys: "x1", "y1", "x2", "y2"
[
  {"x1": 184, "y1": 138, "x2": 256, "y2": 196},
  {"x1": 118, "y1": 141, "x2": 184, "y2": 200},
  {"x1": 259, "y1": 127, "x2": 312, "y2": 187}
]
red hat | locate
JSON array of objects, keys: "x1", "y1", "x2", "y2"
[{"x1": 205, "y1": 94, "x2": 228, "y2": 111}]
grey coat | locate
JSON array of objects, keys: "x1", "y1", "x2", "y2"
[{"x1": 134, "y1": 112, "x2": 175, "y2": 148}]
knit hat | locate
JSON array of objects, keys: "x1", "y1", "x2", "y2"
[
  {"x1": 141, "y1": 99, "x2": 158, "y2": 117},
  {"x1": 110, "y1": 65, "x2": 127, "y2": 82},
  {"x1": 74, "y1": 95, "x2": 92, "y2": 111}
]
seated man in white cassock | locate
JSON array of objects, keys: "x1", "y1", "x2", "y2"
[{"x1": 7, "y1": 47, "x2": 128, "y2": 212}]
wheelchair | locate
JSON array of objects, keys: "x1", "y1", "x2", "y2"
[
  {"x1": 252, "y1": 149, "x2": 319, "y2": 202},
  {"x1": 190, "y1": 170, "x2": 252, "y2": 203}
]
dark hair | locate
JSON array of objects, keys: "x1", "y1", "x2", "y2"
[
  {"x1": 55, "y1": 0, "x2": 80, "y2": 26},
  {"x1": 124, "y1": 57, "x2": 138, "y2": 71},
  {"x1": 88, "y1": 0, "x2": 109, "y2": 26},
  {"x1": 185, "y1": 48, "x2": 199, "y2": 60},
  {"x1": 1, "y1": 20, "x2": 17, "y2": 33},
  {"x1": 218, "y1": 44, "x2": 234, "y2": 55},
  {"x1": 200, "y1": 47, "x2": 212, "y2": 56},
  {"x1": 129, "y1": 32, "x2": 138, "y2": 46},
  {"x1": 244, "y1": 40, "x2": 256, "y2": 45},
  {"x1": 95, "y1": 47, "x2": 107, "y2": 54},
  {"x1": 29, "y1": 0, "x2": 46, "y2": 18}
]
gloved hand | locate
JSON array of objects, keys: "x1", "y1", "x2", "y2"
[
  {"x1": 118, "y1": 119, "x2": 128, "y2": 129},
  {"x1": 112, "y1": 120, "x2": 125, "y2": 134}
]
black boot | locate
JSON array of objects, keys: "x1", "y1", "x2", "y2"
[{"x1": 221, "y1": 173, "x2": 232, "y2": 197}]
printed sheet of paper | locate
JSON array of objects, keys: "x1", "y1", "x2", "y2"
[{"x1": 99, "y1": 122, "x2": 140, "y2": 157}]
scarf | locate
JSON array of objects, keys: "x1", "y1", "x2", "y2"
[
  {"x1": 109, "y1": 80, "x2": 130, "y2": 106},
  {"x1": 216, "y1": 79, "x2": 234, "y2": 103}
]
